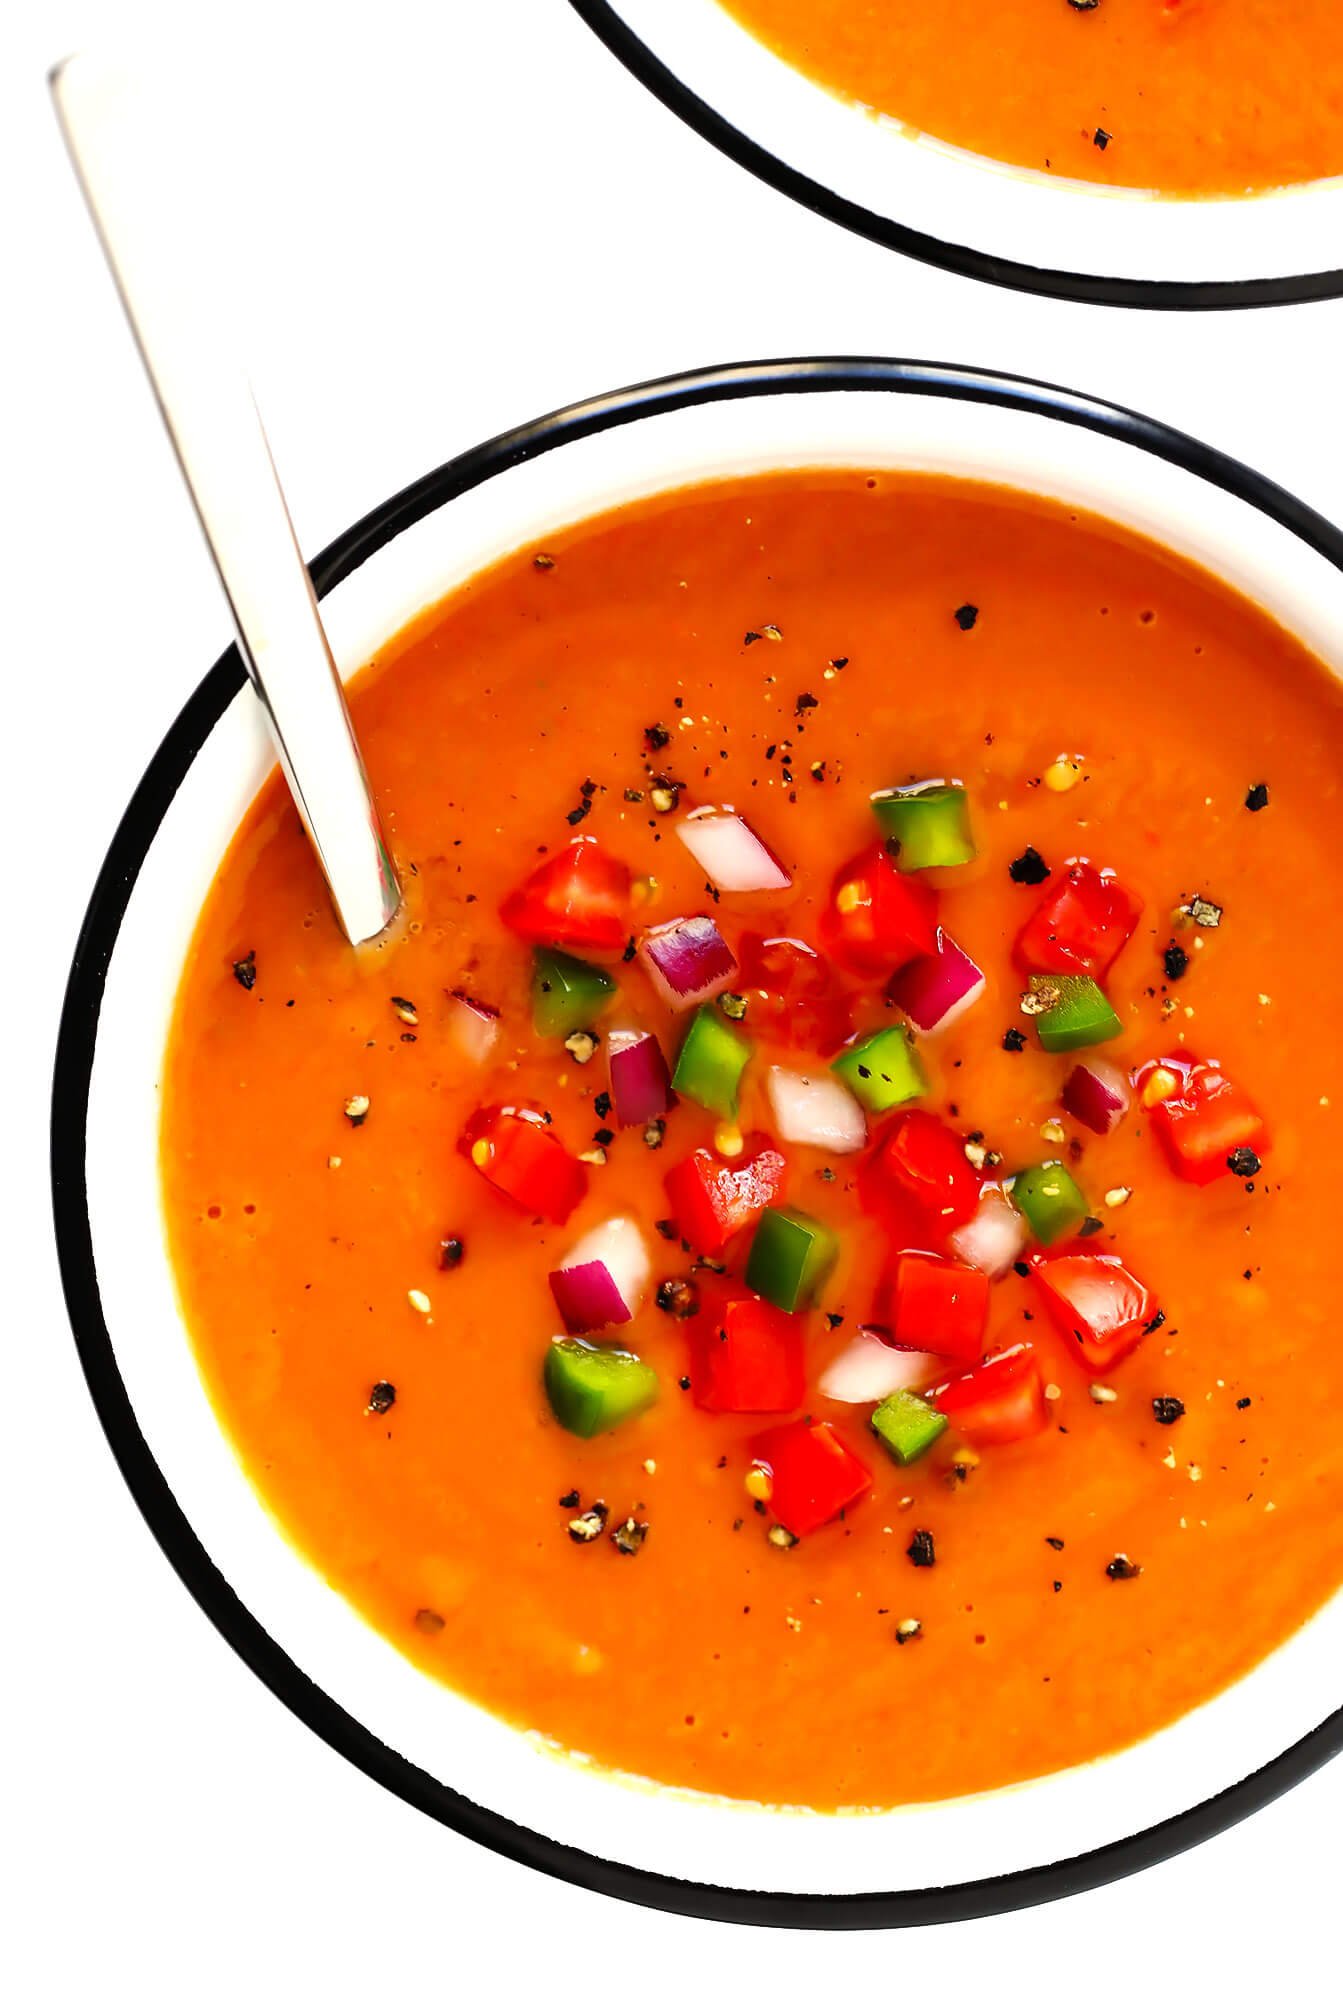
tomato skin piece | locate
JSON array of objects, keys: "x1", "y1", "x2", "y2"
[
  {"x1": 1014, "y1": 859, "x2": 1142, "y2": 980},
  {"x1": 737, "y1": 931, "x2": 856, "y2": 1052},
  {"x1": 751, "y1": 1419, "x2": 873, "y2": 1536},
  {"x1": 1030, "y1": 1253, "x2": 1160, "y2": 1373},
  {"x1": 458, "y1": 1105, "x2": 587, "y2": 1224},
  {"x1": 884, "y1": 1251, "x2": 989, "y2": 1365},
  {"x1": 663, "y1": 1134, "x2": 788, "y2": 1253},
  {"x1": 862, "y1": 1110, "x2": 982, "y2": 1245},
  {"x1": 820, "y1": 844, "x2": 939, "y2": 980},
  {"x1": 498, "y1": 837, "x2": 631, "y2": 954},
  {"x1": 690, "y1": 1298, "x2": 806, "y2": 1413},
  {"x1": 931, "y1": 1344, "x2": 1049, "y2": 1445},
  {"x1": 1136, "y1": 1051, "x2": 1267, "y2": 1186}
]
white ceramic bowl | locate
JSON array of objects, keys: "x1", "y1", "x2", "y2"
[
  {"x1": 52, "y1": 361, "x2": 1343, "y2": 1926},
  {"x1": 572, "y1": 0, "x2": 1343, "y2": 307}
]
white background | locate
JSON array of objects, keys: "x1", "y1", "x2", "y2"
[{"x1": 5, "y1": 1, "x2": 1340, "y2": 2006}]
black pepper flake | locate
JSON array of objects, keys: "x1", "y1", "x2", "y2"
[
  {"x1": 611, "y1": 1516, "x2": 649, "y2": 1556},
  {"x1": 1245, "y1": 782, "x2": 1270, "y2": 812},
  {"x1": 1162, "y1": 940, "x2": 1189, "y2": 981},
  {"x1": 1067, "y1": 0, "x2": 1100, "y2": 10},
  {"x1": 439, "y1": 1235, "x2": 465, "y2": 1271},
  {"x1": 1143, "y1": 1308, "x2": 1167, "y2": 1335},
  {"x1": 1237, "y1": 1396, "x2": 1252, "y2": 1410},
  {"x1": 1153, "y1": 1395, "x2": 1185, "y2": 1425},
  {"x1": 796, "y1": 692, "x2": 819, "y2": 712},
  {"x1": 1013, "y1": 1260, "x2": 1031, "y2": 1279},
  {"x1": 907, "y1": 1528, "x2": 936, "y2": 1569},
  {"x1": 1227, "y1": 1147, "x2": 1261, "y2": 1177},
  {"x1": 1079, "y1": 1216, "x2": 1105, "y2": 1238},
  {"x1": 656, "y1": 1277, "x2": 700, "y2": 1319},
  {"x1": 644, "y1": 723, "x2": 671, "y2": 751},
  {"x1": 567, "y1": 1501, "x2": 610, "y2": 1545},
  {"x1": 643, "y1": 1118, "x2": 666, "y2": 1150},
  {"x1": 654, "y1": 1217, "x2": 678, "y2": 1242},
  {"x1": 622, "y1": 936, "x2": 637, "y2": 963},
  {"x1": 367, "y1": 1381, "x2": 396, "y2": 1414},
  {"x1": 1093, "y1": 127, "x2": 1111, "y2": 149},
  {"x1": 826, "y1": 1312, "x2": 843, "y2": 1330},
  {"x1": 1009, "y1": 847, "x2": 1050, "y2": 886},
  {"x1": 954, "y1": 603, "x2": 978, "y2": 631},
  {"x1": 1002, "y1": 1026, "x2": 1028, "y2": 1053},
  {"x1": 565, "y1": 802, "x2": 590, "y2": 827},
  {"x1": 414, "y1": 1608, "x2": 446, "y2": 1635},
  {"x1": 1106, "y1": 1554, "x2": 1142, "y2": 1581},
  {"x1": 743, "y1": 629, "x2": 762, "y2": 646},
  {"x1": 232, "y1": 951, "x2": 257, "y2": 990},
  {"x1": 558, "y1": 1489, "x2": 580, "y2": 1509},
  {"x1": 593, "y1": 1091, "x2": 612, "y2": 1121},
  {"x1": 678, "y1": 1375, "x2": 692, "y2": 1391},
  {"x1": 1045, "y1": 1536, "x2": 1065, "y2": 1551}
]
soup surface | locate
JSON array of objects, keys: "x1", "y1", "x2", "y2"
[
  {"x1": 718, "y1": 0, "x2": 1343, "y2": 196},
  {"x1": 162, "y1": 471, "x2": 1343, "y2": 1810}
]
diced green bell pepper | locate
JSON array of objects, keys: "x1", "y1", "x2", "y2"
[
  {"x1": 870, "y1": 1389, "x2": 948, "y2": 1466},
  {"x1": 1031, "y1": 973, "x2": 1122, "y2": 1053},
  {"x1": 671, "y1": 1005, "x2": 752, "y2": 1116},
  {"x1": 745, "y1": 1206, "x2": 838, "y2": 1312},
  {"x1": 531, "y1": 948, "x2": 617, "y2": 1038},
  {"x1": 543, "y1": 1338, "x2": 658, "y2": 1437},
  {"x1": 830, "y1": 1024, "x2": 927, "y2": 1113},
  {"x1": 870, "y1": 780, "x2": 976, "y2": 869},
  {"x1": 1012, "y1": 1161, "x2": 1088, "y2": 1246}
]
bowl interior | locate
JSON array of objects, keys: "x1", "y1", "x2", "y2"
[
  {"x1": 582, "y1": 0, "x2": 1343, "y2": 299},
  {"x1": 75, "y1": 376, "x2": 1343, "y2": 1903}
]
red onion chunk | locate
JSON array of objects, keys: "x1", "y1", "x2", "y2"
[
  {"x1": 889, "y1": 929, "x2": 985, "y2": 1036},
  {"x1": 1062, "y1": 1058, "x2": 1132, "y2": 1137},
  {"x1": 676, "y1": 807, "x2": 791, "y2": 893},
  {"x1": 819, "y1": 1327, "x2": 944, "y2": 1404},
  {"x1": 767, "y1": 1065, "x2": 866, "y2": 1155},
  {"x1": 445, "y1": 989, "x2": 500, "y2": 1067},
  {"x1": 638, "y1": 915, "x2": 739, "y2": 1009},
  {"x1": 607, "y1": 1027, "x2": 672, "y2": 1127},
  {"x1": 948, "y1": 1184, "x2": 1028, "y2": 1280},
  {"x1": 549, "y1": 1216, "x2": 650, "y2": 1330}
]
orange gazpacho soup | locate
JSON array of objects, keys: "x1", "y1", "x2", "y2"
[
  {"x1": 162, "y1": 471, "x2": 1343, "y2": 1811},
  {"x1": 718, "y1": 1, "x2": 1343, "y2": 197}
]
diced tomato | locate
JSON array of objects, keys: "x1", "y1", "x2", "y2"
[
  {"x1": 861, "y1": 1110, "x2": 981, "y2": 1246},
  {"x1": 931, "y1": 1344, "x2": 1049, "y2": 1446},
  {"x1": 498, "y1": 837, "x2": 631, "y2": 954},
  {"x1": 1030, "y1": 1253, "x2": 1160, "y2": 1373},
  {"x1": 884, "y1": 1251, "x2": 989, "y2": 1365},
  {"x1": 751, "y1": 1419, "x2": 873, "y2": 1537},
  {"x1": 819, "y1": 844, "x2": 939, "y2": 980},
  {"x1": 690, "y1": 1298, "x2": 805, "y2": 1413},
  {"x1": 736, "y1": 931, "x2": 856, "y2": 1053},
  {"x1": 458, "y1": 1105, "x2": 587, "y2": 1223},
  {"x1": 1014, "y1": 859, "x2": 1143, "y2": 980},
  {"x1": 663, "y1": 1133, "x2": 788, "y2": 1254},
  {"x1": 1135, "y1": 1050, "x2": 1267, "y2": 1186}
]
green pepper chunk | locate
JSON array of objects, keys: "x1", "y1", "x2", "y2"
[
  {"x1": 671, "y1": 1005, "x2": 752, "y2": 1115},
  {"x1": 870, "y1": 1389, "x2": 948, "y2": 1466},
  {"x1": 1031, "y1": 973, "x2": 1122, "y2": 1053},
  {"x1": 745, "y1": 1206, "x2": 838, "y2": 1312},
  {"x1": 543, "y1": 1338, "x2": 658, "y2": 1438},
  {"x1": 531, "y1": 948, "x2": 617, "y2": 1038},
  {"x1": 870, "y1": 780, "x2": 976, "y2": 869},
  {"x1": 830, "y1": 1024, "x2": 927, "y2": 1113},
  {"x1": 1012, "y1": 1161, "x2": 1088, "y2": 1246}
]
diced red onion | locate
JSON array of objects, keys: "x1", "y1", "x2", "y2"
[
  {"x1": 948, "y1": 1183, "x2": 1027, "y2": 1279},
  {"x1": 607, "y1": 1026, "x2": 672, "y2": 1127},
  {"x1": 445, "y1": 989, "x2": 500, "y2": 1066},
  {"x1": 549, "y1": 1216, "x2": 650, "y2": 1331},
  {"x1": 675, "y1": 807, "x2": 791, "y2": 893},
  {"x1": 888, "y1": 929, "x2": 985, "y2": 1036},
  {"x1": 766, "y1": 1065, "x2": 867, "y2": 1154},
  {"x1": 819, "y1": 1327, "x2": 944, "y2": 1404},
  {"x1": 1062, "y1": 1057, "x2": 1132, "y2": 1137},
  {"x1": 638, "y1": 915, "x2": 739, "y2": 1009}
]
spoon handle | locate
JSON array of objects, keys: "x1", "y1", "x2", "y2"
[{"x1": 52, "y1": 53, "x2": 401, "y2": 947}]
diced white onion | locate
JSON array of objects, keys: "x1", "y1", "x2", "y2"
[
  {"x1": 766, "y1": 1065, "x2": 867, "y2": 1154},
  {"x1": 676, "y1": 807, "x2": 791, "y2": 893},
  {"x1": 948, "y1": 1184, "x2": 1028, "y2": 1280},
  {"x1": 819, "y1": 1328, "x2": 944, "y2": 1404}
]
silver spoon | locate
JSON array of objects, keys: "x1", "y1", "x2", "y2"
[{"x1": 52, "y1": 53, "x2": 401, "y2": 947}]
